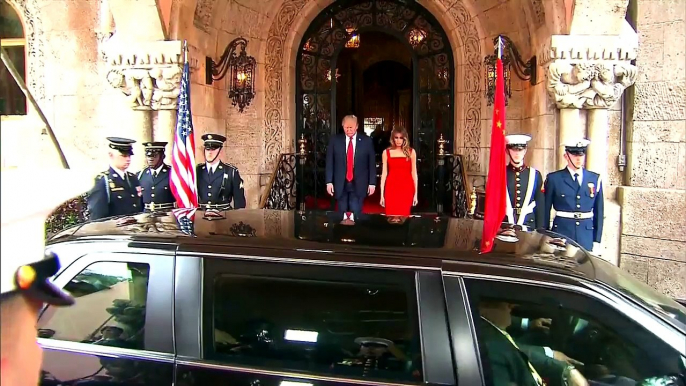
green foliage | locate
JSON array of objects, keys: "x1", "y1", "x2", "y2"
[{"x1": 44, "y1": 194, "x2": 89, "y2": 239}]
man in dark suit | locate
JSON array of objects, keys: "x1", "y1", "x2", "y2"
[
  {"x1": 504, "y1": 134, "x2": 545, "y2": 231},
  {"x1": 477, "y1": 299, "x2": 589, "y2": 386},
  {"x1": 325, "y1": 115, "x2": 376, "y2": 223},
  {"x1": 196, "y1": 133, "x2": 246, "y2": 210},
  {"x1": 138, "y1": 142, "x2": 175, "y2": 212},
  {"x1": 544, "y1": 138, "x2": 604, "y2": 254},
  {"x1": 87, "y1": 137, "x2": 143, "y2": 220}
]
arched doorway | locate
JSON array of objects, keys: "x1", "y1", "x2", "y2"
[{"x1": 296, "y1": 0, "x2": 454, "y2": 213}]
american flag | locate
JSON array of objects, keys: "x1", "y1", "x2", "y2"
[
  {"x1": 172, "y1": 208, "x2": 197, "y2": 236},
  {"x1": 170, "y1": 61, "x2": 199, "y2": 208}
]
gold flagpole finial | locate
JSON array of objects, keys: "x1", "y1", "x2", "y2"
[{"x1": 183, "y1": 40, "x2": 188, "y2": 65}]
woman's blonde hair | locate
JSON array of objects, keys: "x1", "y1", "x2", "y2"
[{"x1": 390, "y1": 127, "x2": 412, "y2": 159}]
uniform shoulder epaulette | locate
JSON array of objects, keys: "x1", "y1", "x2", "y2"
[
  {"x1": 224, "y1": 162, "x2": 237, "y2": 170},
  {"x1": 96, "y1": 170, "x2": 109, "y2": 179}
]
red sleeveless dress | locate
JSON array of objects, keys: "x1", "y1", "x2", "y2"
[{"x1": 383, "y1": 149, "x2": 415, "y2": 216}]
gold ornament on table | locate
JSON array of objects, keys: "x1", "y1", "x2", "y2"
[
  {"x1": 469, "y1": 189, "x2": 477, "y2": 217},
  {"x1": 437, "y1": 134, "x2": 448, "y2": 157},
  {"x1": 298, "y1": 134, "x2": 308, "y2": 157}
]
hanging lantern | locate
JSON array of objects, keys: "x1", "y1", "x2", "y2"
[{"x1": 345, "y1": 28, "x2": 360, "y2": 48}]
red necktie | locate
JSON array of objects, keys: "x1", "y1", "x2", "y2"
[{"x1": 346, "y1": 138, "x2": 354, "y2": 181}]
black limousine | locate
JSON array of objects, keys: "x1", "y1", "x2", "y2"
[{"x1": 38, "y1": 209, "x2": 686, "y2": 386}]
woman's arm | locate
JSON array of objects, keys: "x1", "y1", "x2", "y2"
[
  {"x1": 411, "y1": 149, "x2": 418, "y2": 198},
  {"x1": 380, "y1": 149, "x2": 388, "y2": 198}
]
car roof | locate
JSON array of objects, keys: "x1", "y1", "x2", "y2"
[{"x1": 48, "y1": 209, "x2": 597, "y2": 281}]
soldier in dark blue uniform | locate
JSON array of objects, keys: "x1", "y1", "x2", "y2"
[
  {"x1": 87, "y1": 137, "x2": 143, "y2": 220},
  {"x1": 138, "y1": 142, "x2": 175, "y2": 212},
  {"x1": 503, "y1": 134, "x2": 545, "y2": 231},
  {"x1": 544, "y1": 138, "x2": 604, "y2": 253},
  {"x1": 196, "y1": 133, "x2": 246, "y2": 210}
]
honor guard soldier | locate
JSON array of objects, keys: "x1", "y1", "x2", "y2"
[
  {"x1": 138, "y1": 142, "x2": 175, "y2": 212},
  {"x1": 87, "y1": 137, "x2": 144, "y2": 220},
  {"x1": 504, "y1": 134, "x2": 545, "y2": 230},
  {"x1": 196, "y1": 133, "x2": 246, "y2": 210},
  {"x1": 544, "y1": 138, "x2": 604, "y2": 253},
  {"x1": 1, "y1": 169, "x2": 91, "y2": 385}
]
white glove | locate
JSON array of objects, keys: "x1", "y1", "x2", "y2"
[{"x1": 592, "y1": 242, "x2": 603, "y2": 256}]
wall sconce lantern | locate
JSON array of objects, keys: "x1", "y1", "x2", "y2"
[
  {"x1": 408, "y1": 28, "x2": 426, "y2": 47},
  {"x1": 483, "y1": 35, "x2": 536, "y2": 106},
  {"x1": 206, "y1": 37, "x2": 256, "y2": 113},
  {"x1": 345, "y1": 28, "x2": 360, "y2": 48}
]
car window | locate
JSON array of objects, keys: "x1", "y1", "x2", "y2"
[
  {"x1": 464, "y1": 279, "x2": 685, "y2": 386},
  {"x1": 204, "y1": 266, "x2": 423, "y2": 384},
  {"x1": 38, "y1": 261, "x2": 150, "y2": 350}
]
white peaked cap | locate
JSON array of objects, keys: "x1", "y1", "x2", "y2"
[
  {"x1": 1, "y1": 168, "x2": 94, "y2": 296},
  {"x1": 505, "y1": 134, "x2": 532, "y2": 145},
  {"x1": 563, "y1": 138, "x2": 591, "y2": 148}
]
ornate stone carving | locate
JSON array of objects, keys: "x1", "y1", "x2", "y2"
[
  {"x1": 540, "y1": 34, "x2": 638, "y2": 109},
  {"x1": 547, "y1": 62, "x2": 637, "y2": 109},
  {"x1": 263, "y1": 0, "x2": 482, "y2": 174},
  {"x1": 105, "y1": 41, "x2": 183, "y2": 110},
  {"x1": 95, "y1": 30, "x2": 114, "y2": 61},
  {"x1": 193, "y1": 0, "x2": 215, "y2": 33}
]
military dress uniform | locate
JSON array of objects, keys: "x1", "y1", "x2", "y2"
[
  {"x1": 544, "y1": 139, "x2": 604, "y2": 251},
  {"x1": 197, "y1": 133, "x2": 247, "y2": 210},
  {"x1": 504, "y1": 135, "x2": 545, "y2": 230},
  {"x1": 87, "y1": 138, "x2": 143, "y2": 220},
  {"x1": 138, "y1": 142, "x2": 175, "y2": 211}
]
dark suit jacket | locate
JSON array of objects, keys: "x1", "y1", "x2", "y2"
[
  {"x1": 87, "y1": 167, "x2": 143, "y2": 220},
  {"x1": 325, "y1": 133, "x2": 376, "y2": 199},
  {"x1": 478, "y1": 319, "x2": 567, "y2": 386},
  {"x1": 137, "y1": 164, "x2": 175, "y2": 205},
  {"x1": 196, "y1": 161, "x2": 246, "y2": 209}
]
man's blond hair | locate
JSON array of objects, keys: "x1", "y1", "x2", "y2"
[{"x1": 342, "y1": 115, "x2": 358, "y2": 125}]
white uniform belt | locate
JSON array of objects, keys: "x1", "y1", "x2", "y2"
[
  {"x1": 200, "y1": 203, "x2": 231, "y2": 210},
  {"x1": 144, "y1": 202, "x2": 176, "y2": 210},
  {"x1": 556, "y1": 211, "x2": 593, "y2": 219}
]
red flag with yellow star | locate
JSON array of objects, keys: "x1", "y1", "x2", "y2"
[{"x1": 480, "y1": 44, "x2": 508, "y2": 253}]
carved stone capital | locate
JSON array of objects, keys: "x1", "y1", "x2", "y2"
[
  {"x1": 538, "y1": 34, "x2": 637, "y2": 109},
  {"x1": 105, "y1": 40, "x2": 184, "y2": 111}
]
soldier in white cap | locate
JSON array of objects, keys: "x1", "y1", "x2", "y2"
[
  {"x1": 543, "y1": 138, "x2": 604, "y2": 253},
  {"x1": 503, "y1": 134, "x2": 545, "y2": 231},
  {"x1": 0, "y1": 168, "x2": 92, "y2": 385}
]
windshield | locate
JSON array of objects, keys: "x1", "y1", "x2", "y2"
[{"x1": 593, "y1": 257, "x2": 686, "y2": 329}]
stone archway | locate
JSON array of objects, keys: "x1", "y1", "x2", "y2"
[{"x1": 262, "y1": 0, "x2": 484, "y2": 180}]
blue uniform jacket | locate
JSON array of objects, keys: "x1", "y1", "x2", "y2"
[
  {"x1": 138, "y1": 164, "x2": 175, "y2": 207},
  {"x1": 544, "y1": 168, "x2": 604, "y2": 250},
  {"x1": 87, "y1": 167, "x2": 143, "y2": 220},
  {"x1": 196, "y1": 161, "x2": 246, "y2": 209}
]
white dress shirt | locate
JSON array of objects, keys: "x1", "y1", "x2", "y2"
[
  {"x1": 110, "y1": 166, "x2": 127, "y2": 180},
  {"x1": 567, "y1": 167, "x2": 583, "y2": 186},
  {"x1": 207, "y1": 161, "x2": 220, "y2": 174},
  {"x1": 152, "y1": 164, "x2": 164, "y2": 177},
  {"x1": 345, "y1": 134, "x2": 357, "y2": 157}
]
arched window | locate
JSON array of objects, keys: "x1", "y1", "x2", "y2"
[{"x1": 0, "y1": 0, "x2": 27, "y2": 116}]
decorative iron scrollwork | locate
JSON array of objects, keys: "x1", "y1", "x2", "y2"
[
  {"x1": 262, "y1": 154, "x2": 298, "y2": 210},
  {"x1": 230, "y1": 221, "x2": 257, "y2": 237},
  {"x1": 445, "y1": 155, "x2": 469, "y2": 218}
]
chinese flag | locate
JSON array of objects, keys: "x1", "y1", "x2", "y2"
[{"x1": 480, "y1": 55, "x2": 508, "y2": 253}]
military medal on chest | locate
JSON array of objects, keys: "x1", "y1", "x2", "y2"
[{"x1": 588, "y1": 182, "x2": 595, "y2": 198}]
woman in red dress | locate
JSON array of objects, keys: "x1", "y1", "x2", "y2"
[{"x1": 380, "y1": 127, "x2": 418, "y2": 218}]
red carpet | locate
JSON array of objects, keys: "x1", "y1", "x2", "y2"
[{"x1": 305, "y1": 190, "x2": 384, "y2": 214}]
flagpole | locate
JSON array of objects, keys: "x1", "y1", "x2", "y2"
[
  {"x1": 183, "y1": 39, "x2": 188, "y2": 64},
  {"x1": 497, "y1": 35, "x2": 502, "y2": 60}
]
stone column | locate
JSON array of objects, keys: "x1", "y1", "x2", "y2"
[
  {"x1": 539, "y1": 35, "x2": 638, "y2": 177},
  {"x1": 156, "y1": 110, "x2": 177, "y2": 164},
  {"x1": 104, "y1": 40, "x2": 184, "y2": 167}
]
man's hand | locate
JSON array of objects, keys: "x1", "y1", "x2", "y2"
[
  {"x1": 531, "y1": 318, "x2": 552, "y2": 331},
  {"x1": 368, "y1": 185, "x2": 376, "y2": 196},
  {"x1": 553, "y1": 351, "x2": 584, "y2": 367},
  {"x1": 327, "y1": 183, "x2": 334, "y2": 196},
  {"x1": 568, "y1": 368, "x2": 589, "y2": 386}
]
